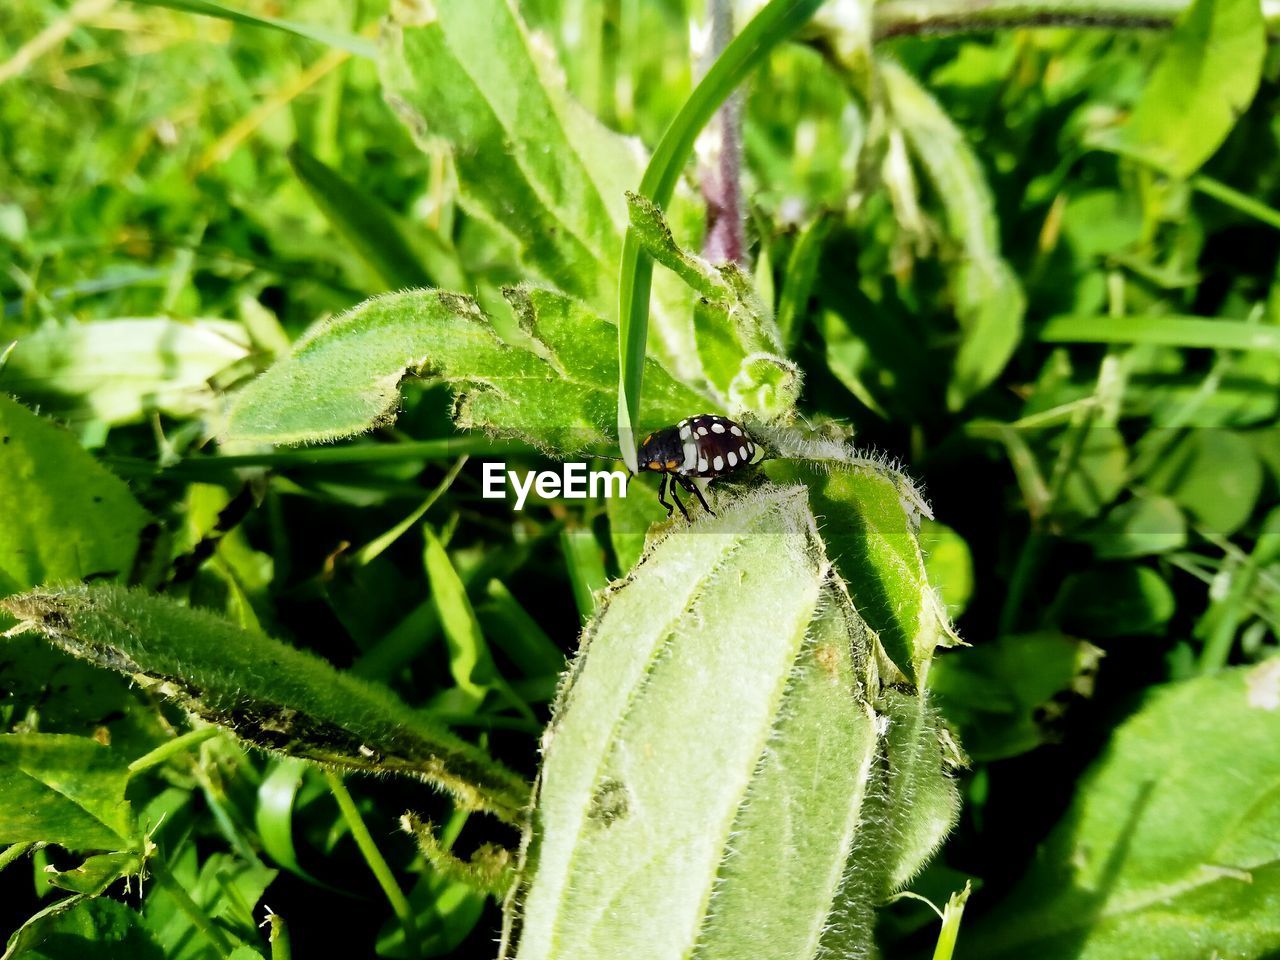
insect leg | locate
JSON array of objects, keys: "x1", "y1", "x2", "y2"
[
  {"x1": 668, "y1": 477, "x2": 691, "y2": 521},
  {"x1": 678, "y1": 475, "x2": 716, "y2": 517},
  {"x1": 657, "y1": 473, "x2": 674, "y2": 518}
]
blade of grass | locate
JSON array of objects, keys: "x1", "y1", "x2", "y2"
[
  {"x1": 1192, "y1": 174, "x2": 1280, "y2": 231},
  {"x1": 616, "y1": 0, "x2": 824, "y2": 472},
  {"x1": 932, "y1": 882, "x2": 973, "y2": 960},
  {"x1": 0, "y1": 842, "x2": 33, "y2": 875},
  {"x1": 1041, "y1": 314, "x2": 1280, "y2": 352},
  {"x1": 128, "y1": 726, "x2": 221, "y2": 776},
  {"x1": 323, "y1": 770, "x2": 421, "y2": 960},
  {"x1": 560, "y1": 527, "x2": 609, "y2": 622},
  {"x1": 0, "y1": 0, "x2": 115, "y2": 86},
  {"x1": 350, "y1": 456, "x2": 468, "y2": 566},
  {"x1": 128, "y1": 0, "x2": 377, "y2": 58}
]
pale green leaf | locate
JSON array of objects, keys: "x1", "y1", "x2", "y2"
[
  {"x1": 967, "y1": 662, "x2": 1280, "y2": 959},
  {"x1": 0, "y1": 584, "x2": 528, "y2": 822},
  {"x1": 0, "y1": 396, "x2": 152, "y2": 597},
  {"x1": 223, "y1": 287, "x2": 708, "y2": 455},
  {"x1": 0, "y1": 318, "x2": 250, "y2": 427},
  {"x1": 44, "y1": 851, "x2": 144, "y2": 897},
  {"x1": 128, "y1": 0, "x2": 376, "y2": 57},
  {"x1": 143, "y1": 852, "x2": 275, "y2": 960},
  {"x1": 0, "y1": 734, "x2": 136, "y2": 852},
  {"x1": 880, "y1": 58, "x2": 1026, "y2": 411},
  {"x1": 506, "y1": 487, "x2": 881, "y2": 960},
  {"x1": 1095, "y1": 0, "x2": 1265, "y2": 177}
]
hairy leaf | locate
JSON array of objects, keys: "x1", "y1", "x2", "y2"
[
  {"x1": 627, "y1": 193, "x2": 800, "y2": 419},
  {"x1": 1095, "y1": 0, "x2": 1264, "y2": 177},
  {"x1": 967, "y1": 662, "x2": 1280, "y2": 959},
  {"x1": 0, "y1": 584, "x2": 528, "y2": 822},
  {"x1": 0, "y1": 734, "x2": 136, "y2": 851},
  {"x1": 759, "y1": 427, "x2": 958, "y2": 686},
  {"x1": 0, "y1": 319, "x2": 250, "y2": 427},
  {"x1": 223, "y1": 286, "x2": 708, "y2": 453},
  {"x1": 505, "y1": 487, "x2": 885, "y2": 960},
  {"x1": 880, "y1": 58, "x2": 1026, "y2": 411},
  {"x1": 0, "y1": 395, "x2": 151, "y2": 597},
  {"x1": 2, "y1": 896, "x2": 162, "y2": 960}
]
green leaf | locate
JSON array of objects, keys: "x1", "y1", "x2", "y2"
[
  {"x1": 223, "y1": 286, "x2": 707, "y2": 454},
  {"x1": 1093, "y1": 0, "x2": 1265, "y2": 178},
  {"x1": 0, "y1": 584, "x2": 528, "y2": 822},
  {"x1": 505, "y1": 486, "x2": 884, "y2": 960},
  {"x1": 930, "y1": 632, "x2": 1103, "y2": 761},
  {"x1": 1142, "y1": 430, "x2": 1263, "y2": 535},
  {"x1": 378, "y1": 0, "x2": 635, "y2": 315},
  {"x1": 966, "y1": 662, "x2": 1280, "y2": 959},
  {"x1": 143, "y1": 852, "x2": 275, "y2": 960},
  {"x1": 44, "y1": 851, "x2": 144, "y2": 897},
  {"x1": 880, "y1": 58, "x2": 1026, "y2": 411},
  {"x1": 0, "y1": 734, "x2": 136, "y2": 852},
  {"x1": 1041, "y1": 314, "x2": 1280, "y2": 353},
  {"x1": 287, "y1": 144, "x2": 447, "y2": 292},
  {"x1": 627, "y1": 193, "x2": 800, "y2": 419},
  {"x1": 2, "y1": 896, "x2": 162, "y2": 960},
  {"x1": 1076, "y1": 496, "x2": 1188, "y2": 559},
  {"x1": 760, "y1": 429, "x2": 958, "y2": 686},
  {"x1": 1052, "y1": 566, "x2": 1176, "y2": 637},
  {"x1": 128, "y1": 0, "x2": 376, "y2": 57},
  {"x1": 0, "y1": 395, "x2": 152, "y2": 596},
  {"x1": 920, "y1": 520, "x2": 975, "y2": 619},
  {"x1": 0, "y1": 319, "x2": 250, "y2": 427}
]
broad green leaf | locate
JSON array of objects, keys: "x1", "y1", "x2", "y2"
[
  {"x1": 378, "y1": 0, "x2": 637, "y2": 315},
  {"x1": 1052, "y1": 566, "x2": 1176, "y2": 636},
  {"x1": 0, "y1": 584, "x2": 528, "y2": 822},
  {"x1": 287, "y1": 144, "x2": 446, "y2": 292},
  {"x1": 0, "y1": 734, "x2": 136, "y2": 851},
  {"x1": 965, "y1": 662, "x2": 1280, "y2": 959},
  {"x1": 2, "y1": 896, "x2": 162, "y2": 960},
  {"x1": 44, "y1": 851, "x2": 144, "y2": 896},
  {"x1": 930, "y1": 632, "x2": 1103, "y2": 761},
  {"x1": 1142, "y1": 430, "x2": 1263, "y2": 535},
  {"x1": 1077, "y1": 495, "x2": 1188, "y2": 559},
  {"x1": 0, "y1": 318, "x2": 250, "y2": 427},
  {"x1": 759, "y1": 428, "x2": 958, "y2": 686},
  {"x1": 1053, "y1": 424, "x2": 1129, "y2": 525},
  {"x1": 504, "y1": 486, "x2": 883, "y2": 960},
  {"x1": 1093, "y1": 0, "x2": 1264, "y2": 177},
  {"x1": 0, "y1": 395, "x2": 152, "y2": 597},
  {"x1": 627, "y1": 193, "x2": 800, "y2": 420},
  {"x1": 223, "y1": 286, "x2": 708, "y2": 454},
  {"x1": 880, "y1": 58, "x2": 1026, "y2": 411}
]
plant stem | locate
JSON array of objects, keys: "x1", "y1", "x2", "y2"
[
  {"x1": 701, "y1": 0, "x2": 748, "y2": 264},
  {"x1": 616, "y1": 0, "x2": 824, "y2": 472},
  {"x1": 870, "y1": 0, "x2": 1280, "y2": 38},
  {"x1": 266, "y1": 912, "x2": 292, "y2": 960},
  {"x1": 0, "y1": 841, "x2": 33, "y2": 874},
  {"x1": 1193, "y1": 174, "x2": 1280, "y2": 232},
  {"x1": 151, "y1": 857, "x2": 235, "y2": 958},
  {"x1": 128, "y1": 726, "x2": 221, "y2": 776},
  {"x1": 324, "y1": 770, "x2": 421, "y2": 960}
]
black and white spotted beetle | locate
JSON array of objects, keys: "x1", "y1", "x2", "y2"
[{"x1": 637, "y1": 414, "x2": 758, "y2": 520}]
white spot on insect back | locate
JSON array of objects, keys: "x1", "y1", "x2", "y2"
[
  {"x1": 680, "y1": 425, "x2": 692, "y2": 440},
  {"x1": 711, "y1": 422, "x2": 725, "y2": 433},
  {"x1": 739, "y1": 445, "x2": 749, "y2": 460},
  {"x1": 730, "y1": 425, "x2": 742, "y2": 436},
  {"x1": 713, "y1": 455, "x2": 724, "y2": 471},
  {"x1": 698, "y1": 426, "x2": 709, "y2": 436},
  {"x1": 682, "y1": 441, "x2": 697, "y2": 470},
  {"x1": 727, "y1": 451, "x2": 737, "y2": 467},
  {"x1": 698, "y1": 456, "x2": 709, "y2": 472}
]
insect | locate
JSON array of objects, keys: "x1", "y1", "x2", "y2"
[{"x1": 637, "y1": 414, "x2": 758, "y2": 520}]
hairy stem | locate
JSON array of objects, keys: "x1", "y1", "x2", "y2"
[{"x1": 871, "y1": 0, "x2": 1280, "y2": 38}]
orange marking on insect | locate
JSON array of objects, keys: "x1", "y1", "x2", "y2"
[{"x1": 665, "y1": 459, "x2": 679, "y2": 470}]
